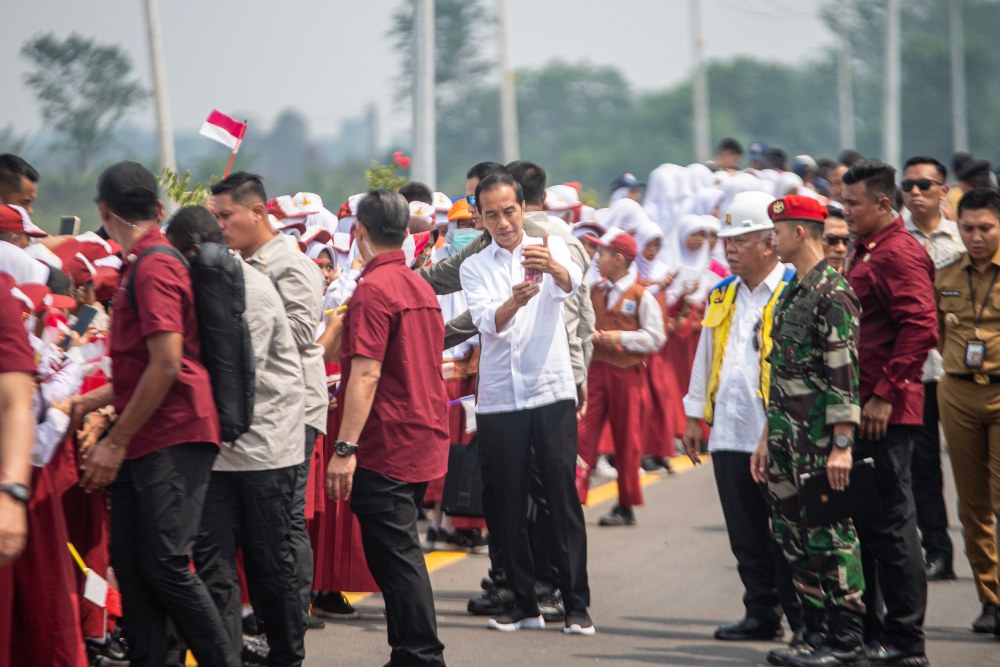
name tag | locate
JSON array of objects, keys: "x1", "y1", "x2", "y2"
[
  {"x1": 621, "y1": 299, "x2": 637, "y2": 316},
  {"x1": 941, "y1": 290, "x2": 961, "y2": 297}
]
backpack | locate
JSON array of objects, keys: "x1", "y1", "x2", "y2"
[{"x1": 126, "y1": 242, "x2": 255, "y2": 443}]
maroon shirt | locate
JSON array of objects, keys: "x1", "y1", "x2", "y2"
[
  {"x1": 0, "y1": 274, "x2": 35, "y2": 375},
  {"x1": 110, "y1": 227, "x2": 220, "y2": 459},
  {"x1": 846, "y1": 216, "x2": 938, "y2": 426},
  {"x1": 339, "y1": 249, "x2": 449, "y2": 483}
]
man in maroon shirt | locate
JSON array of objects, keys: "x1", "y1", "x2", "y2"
[
  {"x1": 843, "y1": 160, "x2": 936, "y2": 667},
  {"x1": 327, "y1": 189, "x2": 449, "y2": 666},
  {"x1": 73, "y1": 162, "x2": 237, "y2": 667}
]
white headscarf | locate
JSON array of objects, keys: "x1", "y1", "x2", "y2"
[
  {"x1": 632, "y1": 220, "x2": 669, "y2": 282},
  {"x1": 688, "y1": 187, "x2": 725, "y2": 217},
  {"x1": 643, "y1": 163, "x2": 693, "y2": 233},
  {"x1": 687, "y1": 163, "x2": 716, "y2": 192},
  {"x1": 603, "y1": 198, "x2": 653, "y2": 235}
]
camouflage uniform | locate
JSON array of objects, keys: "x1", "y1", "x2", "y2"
[{"x1": 766, "y1": 259, "x2": 865, "y2": 614}]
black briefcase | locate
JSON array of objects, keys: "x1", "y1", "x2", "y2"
[
  {"x1": 441, "y1": 437, "x2": 485, "y2": 518},
  {"x1": 798, "y1": 457, "x2": 878, "y2": 528}
]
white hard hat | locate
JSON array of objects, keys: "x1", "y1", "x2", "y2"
[{"x1": 718, "y1": 191, "x2": 777, "y2": 238}]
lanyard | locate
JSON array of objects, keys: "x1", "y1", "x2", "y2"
[{"x1": 968, "y1": 265, "x2": 1000, "y2": 335}]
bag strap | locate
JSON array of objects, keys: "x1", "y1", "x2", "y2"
[{"x1": 125, "y1": 244, "x2": 190, "y2": 314}]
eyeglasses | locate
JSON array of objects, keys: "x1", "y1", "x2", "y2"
[
  {"x1": 823, "y1": 235, "x2": 852, "y2": 247},
  {"x1": 465, "y1": 194, "x2": 476, "y2": 208},
  {"x1": 900, "y1": 179, "x2": 943, "y2": 192}
]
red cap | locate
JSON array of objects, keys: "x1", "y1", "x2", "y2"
[
  {"x1": 583, "y1": 229, "x2": 637, "y2": 261},
  {"x1": 16, "y1": 283, "x2": 75, "y2": 313},
  {"x1": 767, "y1": 195, "x2": 828, "y2": 224},
  {"x1": 0, "y1": 205, "x2": 48, "y2": 237}
]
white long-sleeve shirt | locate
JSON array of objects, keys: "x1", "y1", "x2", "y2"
[
  {"x1": 682, "y1": 262, "x2": 786, "y2": 454},
  {"x1": 461, "y1": 233, "x2": 582, "y2": 414},
  {"x1": 598, "y1": 274, "x2": 666, "y2": 354}
]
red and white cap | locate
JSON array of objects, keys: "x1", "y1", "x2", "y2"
[
  {"x1": 293, "y1": 192, "x2": 323, "y2": 216},
  {"x1": 432, "y1": 191, "x2": 453, "y2": 225},
  {"x1": 12, "y1": 282, "x2": 75, "y2": 314},
  {"x1": 268, "y1": 195, "x2": 303, "y2": 220},
  {"x1": 0, "y1": 205, "x2": 48, "y2": 238},
  {"x1": 581, "y1": 228, "x2": 637, "y2": 261},
  {"x1": 408, "y1": 201, "x2": 436, "y2": 232}
]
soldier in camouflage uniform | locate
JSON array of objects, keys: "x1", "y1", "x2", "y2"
[{"x1": 750, "y1": 196, "x2": 867, "y2": 667}]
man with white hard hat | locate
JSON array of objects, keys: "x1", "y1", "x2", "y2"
[{"x1": 682, "y1": 191, "x2": 805, "y2": 648}]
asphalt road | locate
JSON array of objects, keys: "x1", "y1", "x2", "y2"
[{"x1": 302, "y1": 453, "x2": 998, "y2": 666}]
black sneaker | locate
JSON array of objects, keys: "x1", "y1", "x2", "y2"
[
  {"x1": 563, "y1": 610, "x2": 596, "y2": 636},
  {"x1": 313, "y1": 592, "x2": 361, "y2": 620},
  {"x1": 598, "y1": 504, "x2": 636, "y2": 527},
  {"x1": 455, "y1": 528, "x2": 488, "y2": 553},
  {"x1": 487, "y1": 608, "x2": 545, "y2": 632},
  {"x1": 640, "y1": 455, "x2": 665, "y2": 472},
  {"x1": 468, "y1": 587, "x2": 515, "y2": 616},
  {"x1": 538, "y1": 589, "x2": 565, "y2": 622},
  {"x1": 972, "y1": 603, "x2": 998, "y2": 633},
  {"x1": 304, "y1": 614, "x2": 326, "y2": 630},
  {"x1": 85, "y1": 634, "x2": 129, "y2": 667},
  {"x1": 657, "y1": 457, "x2": 674, "y2": 474},
  {"x1": 242, "y1": 610, "x2": 260, "y2": 636},
  {"x1": 242, "y1": 634, "x2": 269, "y2": 665}
]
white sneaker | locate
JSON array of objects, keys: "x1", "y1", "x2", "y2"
[
  {"x1": 563, "y1": 611, "x2": 597, "y2": 635},
  {"x1": 486, "y1": 613, "x2": 545, "y2": 632},
  {"x1": 594, "y1": 456, "x2": 618, "y2": 480}
]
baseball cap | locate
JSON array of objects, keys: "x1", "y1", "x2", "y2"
[
  {"x1": 718, "y1": 191, "x2": 776, "y2": 238},
  {"x1": 768, "y1": 195, "x2": 828, "y2": 225},
  {"x1": 447, "y1": 199, "x2": 472, "y2": 222},
  {"x1": 748, "y1": 141, "x2": 769, "y2": 163},
  {"x1": 583, "y1": 228, "x2": 637, "y2": 261},
  {"x1": 610, "y1": 172, "x2": 645, "y2": 191},
  {"x1": 95, "y1": 161, "x2": 158, "y2": 206},
  {"x1": 0, "y1": 205, "x2": 48, "y2": 237}
]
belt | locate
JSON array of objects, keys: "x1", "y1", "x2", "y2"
[{"x1": 947, "y1": 373, "x2": 1000, "y2": 386}]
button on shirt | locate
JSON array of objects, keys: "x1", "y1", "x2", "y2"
[
  {"x1": 600, "y1": 274, "x2": 666, "y2": 354},
  {"x1": 935, "y1": 247, "x2": 1000, "y2": 376},
  {"x1": 683, "y1": 262, "x2": 787, "y2": 453},
  {"x1": 461, "y1": 233, "x2": 582, "y2": 414}
]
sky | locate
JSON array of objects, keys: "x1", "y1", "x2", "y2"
[{"x1": 2, "y1": 0, "x2": 833, "y2": 146}]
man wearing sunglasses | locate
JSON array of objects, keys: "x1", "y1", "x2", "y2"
[
  {"x1": 821, "y1": 206, "x2": 851, "y2": 273},
  {"x1": 901, "y1": 156, "x2": 965, "y2": 587}
]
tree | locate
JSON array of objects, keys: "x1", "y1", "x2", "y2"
[{"x1": 21, "y1": 32, "x2": 148, "y2": 172}]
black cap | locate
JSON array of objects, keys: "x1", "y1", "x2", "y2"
[
  {"x1": 95, "y1": 161, "x2": 158, "y2": 206},
  {"x1": 610, "y1": 172, "x2": 644, "y2": 191},
  {"x1": 958, "y1": 159, "x2": 992, "y2": 181}
]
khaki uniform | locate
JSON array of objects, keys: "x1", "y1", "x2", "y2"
[{"x1": 935, "y1": 248, "x2": 1000, "y2": 606}]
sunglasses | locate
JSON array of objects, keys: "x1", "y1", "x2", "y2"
[
  {"x1": 465, "y1": 194, "x2": 476, "y2": 208},
  {"x1": 900, "y1": 179, "x2": 943, "y2": 192},
  {"x1": 823, "y1": 235, "x2": 851, "y2": 247}
]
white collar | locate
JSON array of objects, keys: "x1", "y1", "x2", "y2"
[{"x1": 737, "y1": 262, "x2": 786, "y2": 295}]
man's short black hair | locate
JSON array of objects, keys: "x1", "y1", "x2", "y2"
[
  {"x1": 165, "y1": 206, "x2": 224, "y2": 254},
  {"x1": 958, "y1": 187, "x2": 1000, "y2": 221},
  {"x1": 0, "y1": 154, "x2": 39, "y2": 199},
  {"x1": 475, "y1": 173, "x2": 524, "y2": 211},
  {"x1": 399, "y1": 181, "x2": 433, "y2": 205},
  {"x1": 765, "y1": 147, "x2": 788, "y2": 171},
  {"x1": 716, "y1": 137, "x2": 743, "y2": 155},
  {"x1": 466, "y1": 162, "x2": 507, "y2": 182},
  {"x1": 357, "y1": 189, "x2": 409, "y2": 246},
  {"x1": 211, "y1": 171, "x2": 267, "y2": 206},
  {"x1": 838, "y1": 149, "x2": 864, "y2": 167},
  {"x1": 903, "y1": 156, "x2": 946, "y2": 181},
  {"x1": 952, "y1": 151, "x2": 973, "y2": 175},
  {"x1": 843, "y1": 160, "x2": 897, "y2": 204},
  {"x1": 505, "y1": 160, "x2": 547, "y2": 206}
]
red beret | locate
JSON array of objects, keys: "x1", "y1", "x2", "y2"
[{"x1": 767, "y1": 195, "x2": 828, "y2": 224}]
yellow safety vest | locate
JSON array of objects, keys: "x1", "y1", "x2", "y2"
[{"x1": 701, "y1": 268, "x2": 794, "y2": 425}]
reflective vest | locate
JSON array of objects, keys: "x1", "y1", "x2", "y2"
[{"x1": 701, "y1": 267, "x2": 795, "y2": 425}]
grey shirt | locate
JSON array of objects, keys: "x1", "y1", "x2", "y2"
[
  {"x1": 245, "y1": 233, "x2": 328, "y2": 433},
  {"x1": 216, "y1": 260, "x2": 306, "y2": 471}
]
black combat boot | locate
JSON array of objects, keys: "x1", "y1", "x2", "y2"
[
  {"x1": 768, "y1": 605, "x2": 829, "y2": 666},
  {"x1": 788, "y1": 608, "x2": 868, "y2": 667}
]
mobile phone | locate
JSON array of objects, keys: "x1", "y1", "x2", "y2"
[
  {"x1": 59, "y1": 215, "x2": 80, "y2": 236},
  {"x1": 60, "y1": 305, "x2": 99, "y2": 349}
]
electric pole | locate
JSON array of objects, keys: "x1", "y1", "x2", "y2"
[
  {"x1": 949, "y1": 0, "x2": 968, "y2": 152},
  {"x1": 690, "y1": 0, "x2": 710, "y2": 163},
  {"x1": 143, "y1": 0, "x2": 177, "y2": 210},
  {"x1": 412, "y1": 0, "x2": 437, "y2": 187},
  {"x1": 882, "y1": 0, "x2": 901, "y2": 169},
  {"x1": 497, "y1": 0, "x2": 520, "y2": 163}
]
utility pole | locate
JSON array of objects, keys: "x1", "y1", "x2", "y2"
[
  {"x1": 949, "y1": 0, "x2": 968, "y2": 152},
  {"x1": 497, "y1": 0, "x2": 520, "y2": 163},
  {"x1": 366, "y1": 102, "x2": 379, "y2": 160},
  {"x1": 882, "y1": 0, "x2": 901, "y2": 169},
  {"x1": 412, "y1": 0, "x2": 437, "y2": 187},
  {"x1": 143, "y1": 0, "x2": 177, "y2": 210},
  {"x1": 690, "y1": 0, "x2": 710, "y2": 163},
  {"x1": 835, "y1": 6, "x2": 856, "y2": 150}
]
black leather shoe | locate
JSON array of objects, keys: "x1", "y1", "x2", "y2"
[
  {"x1": 865, "y1": 643, "x2": 928, "y2": 666},
  {"x1": 924, "y1": 558, "x2": 956, "y2": 581},
  {"x1": 972, "y1": 603, "x2": 998, "y2": 633},
  {"x1": 468, "y1": 587, "x2": 515, "y2": 616},
  {"x1": 714, "y1": 616, "x2": 784, "y2": 641},
  {"x1": 598, "y1": 504, "x2": 636, "y2": 527},
  {"x1": 767, "y1": 628, "x2": 814, "y2": 665}
]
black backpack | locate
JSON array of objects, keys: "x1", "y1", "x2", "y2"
[{"x1": 126, "y1": 242, "x2": 255, "y2": 443}]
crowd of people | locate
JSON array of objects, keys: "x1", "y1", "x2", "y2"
[{"x1": 0, "y1": 137, "x2": 999, "y2": 667}]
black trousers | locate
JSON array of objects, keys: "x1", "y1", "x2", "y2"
[
  {"x1": 109, "y1": 442, "x2": 238, "y2": 667},
  {"x1": 855, "y1": 426, "x2": 927, "y2": 654},
  {"x1": 193, "y1": 465, "x2": 303, "y2": 666},
  {"x1": 351, "y1": 467, "x2": 445, "y2": 666},
  {"x1": 910, "y1": 382, "x2": 953, "y2": 565},
  {"x1": 478, "y1": 400, "x2": 590, "y2": 615},
  {"x1": 291, "y1": 426, "x2": 318, "y2": 615},
  {"x1": 713, "y1": 451, "x2": 803, "y2": 629}
]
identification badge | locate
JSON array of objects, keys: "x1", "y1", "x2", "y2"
[
  {"x1": 965, "y1": 339, "x2": 986, "y2": 370},
  {"x1": 621, "y1": 299, "x2": 637, "y2": 316}
]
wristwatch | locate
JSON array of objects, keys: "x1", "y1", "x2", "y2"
[
  {"x1": 0, "y1": 482, "x2": 30, "y2": 504},
  {"x1": 333, "y1": 440, "x2": 359, "y2": 457},
  {"x1": 833, "y1": 433, "x2": 854, "y2": 450}
]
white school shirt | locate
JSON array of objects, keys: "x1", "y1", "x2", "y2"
[
  {"x1": 461, "y1": 233, "x2": 582, "y2": 414},
  {"x1": 682, "y1": 262, "x2": 786, "y2": 454},
  {"x1": 598, "y1": 274, "x2": 666, "y2": 354}
]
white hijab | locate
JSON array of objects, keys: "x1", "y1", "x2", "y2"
[{"x1": 632, "y1": 220, "x2": 669, "y2": 282}]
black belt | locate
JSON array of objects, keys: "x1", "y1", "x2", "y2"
[{"x1": 947, "y1": 373, "x2": 1000, "y2": 386}]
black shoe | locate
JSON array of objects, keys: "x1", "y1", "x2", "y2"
[
  {"x1": 924, "y1": 558, "x2": 956, "y2": 581},
  {"x1": 304, "y1": 614, "x2": 326, "y2": 630},
  {"x1": 563, "y1": 609, "x2": 596, "y2": 635},
  {"x1": 598, "y1": 504, "x2": 636, "y2": 527},
  {"x1": 658, "y1": 457, "x2": 675, "y2": 474},
  {"x1": 538, "y1": 589, "x2": 565, "y2": 622},
  {"x1": 468, "y1": 587, "x2": 515, "y2": 616},
  {"x1": 241, "y1": 634, "x2": 269, "y2": 665},
  {"x1": 455, "y1": 528, "x2": 488, "y2": 552},
  {"x1": 640, "y1": 455, "x2": 665, "y2": 472},
  {"x1": 486, "y1": 608, "x2": 545, "y2": 632},
  {"x1": 865, "y1": 643, "x2": 928, "y2": 666},
  {"x1": 714, "y1": 616, "x2": 784, "y2": 641},
  {"x1": 313, "y1": 592, "x2": 361, "y2": 620},
  {"x1": 788, "y1": 645, "x2": 869, "y2": 666},
  {"x1": 768, "y1": 629, "x2": 814, "y2": 666},
  {"x1": 85, "y1": 634, "x2": 130, "y2": 667},
  {"x1": 972, "y1": 603, "x2": 998, "y2": 633},
  {"x1": 242, "y1": 611, "x2": 260, "y2": 636}
]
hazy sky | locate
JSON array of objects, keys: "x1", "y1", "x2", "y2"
[{"x1": 3, "y1": 0, "x2": 832, "y2": 145}]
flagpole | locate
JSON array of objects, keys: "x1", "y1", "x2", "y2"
[{"x1": 223, "y1": 120, "x2": 248, "y2": 178}]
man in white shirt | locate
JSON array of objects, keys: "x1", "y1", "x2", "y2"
[
  {"x1": 681, "y1": 191, "x2": 804, "y2": 647},
  {"x1": 460, "y1": 173, "x2": 593, "y2": 636}
]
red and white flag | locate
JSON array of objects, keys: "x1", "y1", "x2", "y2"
[{"x1": 199, "y1": 109, "x2": 247, "y2": 151}]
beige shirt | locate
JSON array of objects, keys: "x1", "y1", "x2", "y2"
[
  {"x1": 216, "y1": 260, "x2": 306, "y2": 471},
  {"x1": 245, "y1": 234, "x2": 328, "y2": 433}
]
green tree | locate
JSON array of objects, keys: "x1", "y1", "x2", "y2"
[{"x1": 21, "y1": 32, "x2": 148, "y2": 173}]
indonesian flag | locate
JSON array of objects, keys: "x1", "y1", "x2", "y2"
[{"x1": 199, "y1": 109, "x2": 247, "y2": 151}]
